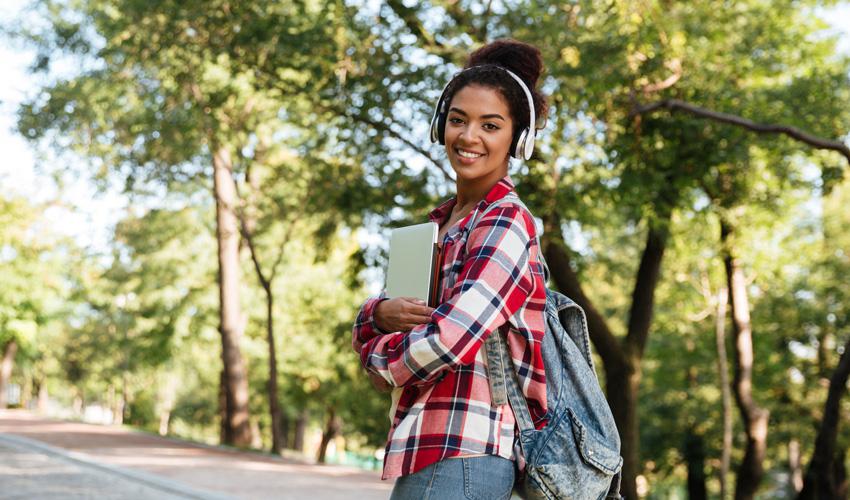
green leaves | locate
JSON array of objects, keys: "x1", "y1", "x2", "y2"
[{"x1": 6, "y1": 0, "x2": 850, "y2": 480}]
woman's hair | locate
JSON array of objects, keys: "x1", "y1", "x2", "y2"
[{"x1": 443, "y1": 39, "x2": 549, "y2": 134}]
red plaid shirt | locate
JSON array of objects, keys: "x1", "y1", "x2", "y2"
[{"x1": 352, "y1": 176, "x2": 548, "y2": 480}]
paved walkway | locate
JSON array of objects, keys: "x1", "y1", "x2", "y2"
[{"x1": 0, "y1": 410, "x2": 391, "y2": 499}]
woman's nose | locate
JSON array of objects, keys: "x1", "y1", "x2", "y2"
[{"x1": 459, "y1": 125, "x2": 478, "y2": 143}]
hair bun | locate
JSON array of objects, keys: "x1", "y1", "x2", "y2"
[{"x1": 466, "y1": 39, "x2": 544, "y2": 88}]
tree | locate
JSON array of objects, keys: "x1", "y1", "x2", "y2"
[
  {"x1": 0, "y1": 195, "x2": 67, "y2": 409},
  {"x1": 12, "y1": 0, "x2": 333, "y2": 446},
  {"x1": 288, "y1": 1, "x2": 850, "y2": 496},
  {"x1": 798, "y1": 176, "x2": 850, "y2": 499}
]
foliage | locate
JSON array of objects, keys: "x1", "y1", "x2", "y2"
[{"x1": 4, "y1": 0, "x2": 850, "y2": 493}]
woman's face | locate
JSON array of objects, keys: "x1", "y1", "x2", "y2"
[{"x1": 444, "y1": 84, "x2": 514, "y2": 184}]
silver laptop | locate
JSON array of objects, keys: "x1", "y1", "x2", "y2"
[{"x1": 386, "y1": 221, "x2": 440, "y2": 306}]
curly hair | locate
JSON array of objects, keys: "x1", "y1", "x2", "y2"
[{"x1": 442, "y1": 39, "x2": 549, "y2": 135}]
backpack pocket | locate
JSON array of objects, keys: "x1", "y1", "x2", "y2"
[
  {"x1": 567, "y1": 408, "x2": 622, "y2": 475},
  {"x1": 519, "y1": 406, "x2": 621, "y2": 500}
]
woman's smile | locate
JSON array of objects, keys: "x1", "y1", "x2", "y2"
[
  {"x1": 455, "y1": 147, "x2": 486, "y2": 163},
  {"x1": 444, "y1": 84, "x2": 513, "y2": 184}
]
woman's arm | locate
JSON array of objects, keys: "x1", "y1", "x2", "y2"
[
  {"x1": 352, "y1": 293, "x2": 389, "y2": 353},
  {"x1": 352, "y1": 295, "x2": 436, "y2": 353},
  {"x1": 359, "y1": 204, "x2": 536, "y2": 387}
]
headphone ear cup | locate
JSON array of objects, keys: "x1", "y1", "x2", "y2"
[
  {"x1": 429, "y1": 112, "x2": 439, "y2": 144},
  {"x1": 430, "y1": 97, "x2": 448, "y2": 144},
  {"x1": 436, "y1": 110, "x2": 448, "y2": 145},
  {"x1": 511, "y1": 128, "x2": 527, "y2": 159},
  {"x1": 523, "y1": 130, "x2": 535, "y2": 160}
]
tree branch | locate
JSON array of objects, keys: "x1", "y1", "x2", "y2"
[
  {"x1": 798, "y1": 334, "x2": 850, "y2": 499},
  {"x1": 543, "y1": 235, "x2": 627, "y2": 368},
  {"x1": 625, "y1": 224, "x2": 669, "y2": 358},
  {"x1": 383, "y1": 0, "x2": 462, "y2": 62},
  {"x1": 639, "y1": 59, "x2": 682, "y2": 95},
  {"x1": 236, "y1": 200, "x2": 270, "y2": 292},
  {"x1": 631, "y1": 98, "x2": 850, "y2": 165},
  {"x1": 321, "y1": 104, "x2": 454, "y2": 182}
]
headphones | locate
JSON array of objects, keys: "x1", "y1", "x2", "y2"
[{"x1": 429, "y1": 65, "x2": 537, "y2": 161}]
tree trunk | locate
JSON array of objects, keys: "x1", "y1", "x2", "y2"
[
  {"x1": 120, "y1": 370, "x2": 129, "y2": 425},
  {"x1": 789, "y1": 439, "x2": 803, "y2": 494},
  {"x1": 243, "y1": 157, "x2": 284, "y2": 454},
  {"x1": 293, "y1": 408, "x2": 308, "y2": 452},
  {"x1": 684, "y1": 340, "x2": 707, "y2": 500},
  {"x1": 238, "y1": 178, "x2": 285, "y2": 455},
  {"x1": 159, "y1": 410, "x2": 171, "y2": 436},
  {"x1": 545, "y1": 219, "x2": 669, "y2": 500},
  {"x1": 317, "y1": 407, "x2": 342, "y2": 463},
  {"x1": 620, "y1": 225, "x2": 668, "y2": 500},
  {"x1": 721, "y1": 220, "x2": 769, "y2": 500},
  {"x1": 20, "y1": 374, "x2": 32, "y2": 409},
  {"x1": 107, "y1": 384, "x2": 117, "y2": 424},
  {"x1": 219, "y1": 368, "x2": 230, "y2": 443},
  {"x1": 250, "y1": 418, "x2": 263, "y2": 449},
  {"x1": 72, "y1": 390, "x2": 83, "y2": 416},
  {"x1": 0, "y1": 339, "x2": 18, "y2": 408},
  {"x1": 685, "y1": 431, "x2": 708, "y2": 500},
  {"x1": 798, "y1": 335, "x2": 850, "y2": 500},
  {"x1": 715, "y1": 287, "x2": 733, "y2": 500},
  {"x1": 213, "y1": 144, "x2": 253, "y2": 447},
  {"x1": 280, "y1": 411, "x2": 290, "y2": 450},
  {"x1": 835, "y1": 447, "x2": 849, "y2": 500},
  {"x1": 264, "y1": 291, "x2": 284, "y2": 454},
  {"x1": 604, "y1": 356, "x2": 641, "y2": 500},
  {"x1": 37, "y1": 374, "x2": 48, "y2": 412},
  {"x1": 816, "y1": 330, "x2": 833, "y2": 379}
]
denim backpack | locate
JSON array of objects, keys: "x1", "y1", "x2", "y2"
[{"x1": 480, "y1": 195, "x2": 623, "y2": 500}]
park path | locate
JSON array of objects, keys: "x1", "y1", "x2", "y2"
[{"x1": 0, "y1": 409, "x2": 391, "y2": 499}]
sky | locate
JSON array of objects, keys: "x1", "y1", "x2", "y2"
[
  {"x1": 1, "y1": 1, "x2": 849, "y2": 254},
  {"x1": 0, "y1": 0, "x2": 126, "y2": 252}
]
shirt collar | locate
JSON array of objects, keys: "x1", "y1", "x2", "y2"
[{"x1": 428, "y1": 175, "x2": 516, "y2": 225}]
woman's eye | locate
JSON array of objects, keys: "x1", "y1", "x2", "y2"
[
  {"x1": 483, "y1": 123, "x2": 500, "y2": 130},
  {"x1": 448, "y1": 117, "x2": 464, "y2": 124}
]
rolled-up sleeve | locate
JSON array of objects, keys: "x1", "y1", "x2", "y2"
[
  {"x1": 352, "y1": 292, "x2": 390, "y2": 352},
  {"x1": 359, "y1": 205, "x2": 535, "y2": 387}
]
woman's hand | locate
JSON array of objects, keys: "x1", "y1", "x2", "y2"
[
  {"x1": 374, "y1": 297, "x2": 436, "y2": 333},
  {"x1": 367, "y1": 371, "x2": 392, "y2": 392}
]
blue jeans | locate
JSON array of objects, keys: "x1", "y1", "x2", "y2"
[{"x1": 390, "y1": 455, "x2": 515, "y2": 500}]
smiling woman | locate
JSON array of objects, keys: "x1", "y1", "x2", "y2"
[
  {"x1": 445, "y1": 85, "x2": 514, "y2": 178},
  {"x1": 352, "y1": 39, "x2": 552, "y2": 499}
]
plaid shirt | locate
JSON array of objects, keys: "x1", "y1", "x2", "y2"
[{"x1": 352, "y1": 176, "x2": 548, "y2": 480}]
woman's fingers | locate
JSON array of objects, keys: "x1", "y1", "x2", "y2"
[
  {"x1": 401, "y1": 299, "x2": 434, "y2": 330},
  {"x1": 400, "y1": 297, "x2": 436, "y2": 315},
  {"x1": 375, "y1": 297, "x2": 438, "y2": 333}
]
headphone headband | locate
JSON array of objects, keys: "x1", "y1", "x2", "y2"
[{"x1": 429, "y1": 64, "x2": 537, "y2": 161}]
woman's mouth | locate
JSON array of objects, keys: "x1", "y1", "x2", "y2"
[{"x1": 455, "y1": 148, "x2": 485, "y2": 164}]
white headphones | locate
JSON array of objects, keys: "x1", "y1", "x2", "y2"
[{"x1": 429, "y1": 65, "x2": 537, "y2": 161}]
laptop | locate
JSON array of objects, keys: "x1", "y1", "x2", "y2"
[
  {"x1": 385, "y1": 221, "x2": 441, "y2": 307},
  {"x1": 385, "y1": 221, "x2": 442, "y2": 421}
]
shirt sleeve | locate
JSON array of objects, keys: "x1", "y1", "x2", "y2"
[
  {"x1": 359, "y1": 204, "x2": 536, "y2": 387},
  {"x1": 352, "y1": 291, "x2": 391, "y2": 353}
]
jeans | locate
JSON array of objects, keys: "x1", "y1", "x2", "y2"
[{"x1": 390, "y1": 455, "x2": 515, "y2": 500}]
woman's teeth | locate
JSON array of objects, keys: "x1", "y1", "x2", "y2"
[{"x1": 457, "y1": 149, "x2": 483, "y2": 159}]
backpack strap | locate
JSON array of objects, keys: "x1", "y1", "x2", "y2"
[
  {"x1": 472, "y1": 193, "x2": 550, "y2": 283},
  {"x1": 484, "y1": 318, "x2": 538, "y2": 432},
  {"x1": 474, "y1": 193, "x2": 546, "y2": 430}
]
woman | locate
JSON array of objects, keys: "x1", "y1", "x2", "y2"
[{"x1": 352, "y1": 39, "x2": 549, "y2": 499}]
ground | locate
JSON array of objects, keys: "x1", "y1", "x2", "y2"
[{"x1": 0, "y1": 410, "x2": 392, "y2": 500}]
